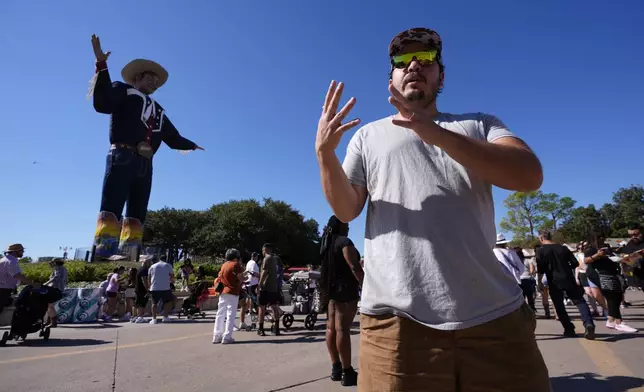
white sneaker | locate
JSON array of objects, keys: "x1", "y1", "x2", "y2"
[
  {"x1": 606, "y1": 321, "x2": 616, "y2": 329},
  {"x1": 162, "y1": 317, "x2": 171, "y2": 323},
  {"x1": 221, "y1": 337, "x2": 235, "y2": 344},
  {"x1": 212, "y1": 335, "x2": 222, "y2": 344},
  {"x1": 615, "y1": 323, "x2": 637, "y2": 333},
  {"x1": 135, "y1": 317, "x2": 147, "y2": 324},
  {"x1": 149, "y1": 319, "x2": 158, "y2": 325}
]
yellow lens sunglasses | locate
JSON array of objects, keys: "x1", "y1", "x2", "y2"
[{"x1": 391, "y1": 50, "x2": 438, "y2": 68}]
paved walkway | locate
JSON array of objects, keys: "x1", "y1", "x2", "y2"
[{"x1": 1, "y1": 291, "x2": 643, "y2": 391}]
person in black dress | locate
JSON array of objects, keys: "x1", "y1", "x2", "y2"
[{"x1": 319, "y1": 216, "x2": 364, "y2": 386}]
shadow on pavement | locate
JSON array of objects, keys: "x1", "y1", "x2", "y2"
[
  {"x1": 551, "y1": 372, "x2": 644, "y2": 392},
  {"x1": 237, "y1": 329, "x2": 358, "y2": 345},
  {"x1": 535, "y1": 333, "x2": 642, "y2": 342},
  {"x1": 17, "y1": 338, "x2": 112, "y2": 347},
  {"x1": 58, "y1": 323, "x2": 122, "y2": 329},
  {"x1": 595, "y1": 333, "x2": 643, "y2": 342}
]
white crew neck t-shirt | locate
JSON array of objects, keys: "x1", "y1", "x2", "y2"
[{"x1": 342, "y1": 112, "x2": 524, "y2": 330}]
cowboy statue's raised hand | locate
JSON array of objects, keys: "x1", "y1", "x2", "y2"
[
  {"x1": 315, "y1": 81, "x2": 361, "y2": 155},
  {"x1": 91, "y1": 34, "x2": 111, "y2": 63}
]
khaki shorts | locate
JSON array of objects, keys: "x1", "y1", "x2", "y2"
[{"x1": 358, "y1": 303, "x2": 551, "y2": 392}]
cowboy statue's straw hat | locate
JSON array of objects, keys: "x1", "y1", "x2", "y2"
[
  {"x1": 496, "y1": 234, "x2": 510, "y2": 245},
  {"x1": 121, "y1": 59, "x2": 169, "y2": 88},
  {"x1": 5, "y1": 243, "x2": 25, "y2": 253}
]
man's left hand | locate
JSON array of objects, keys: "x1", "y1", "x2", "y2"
[{"x1": 388, "y1": 81, "x2": 442, "y2": 144}]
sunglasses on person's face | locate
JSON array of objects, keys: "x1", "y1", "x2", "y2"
[{"x1": 391, "y1": 50, "x2": 438, "y2": 69}]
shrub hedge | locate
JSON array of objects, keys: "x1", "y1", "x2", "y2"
[{"x1": 20, "y1": 260, "x2": 221, "y2": 284}]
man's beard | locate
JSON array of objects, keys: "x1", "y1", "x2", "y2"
[{"x1": 405, "y1": 84, "x2": 439, "y2": 107}]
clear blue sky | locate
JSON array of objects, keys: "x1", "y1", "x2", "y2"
[{"x1": 1, "y1": 1, "x2": 642, "y2": 259}]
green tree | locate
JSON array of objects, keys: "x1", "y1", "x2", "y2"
[
  {"x1": 559, "y1": 205, "x2": 610, "y2": 243},
  {"x1": 500, "y1": 191, "x2": 546, "y2": 243},
  {"x1": 607, "y1": 185, "x2": 644, "y2": 236},
  {"x1": 147, "y1": 199, "x2": 321, "y2": 267},
  {"x1": 538, "y1": 193, "x2": 576, "y2": 232},
  {"x1": 143, "y1": 208, "x2": 206, "y2": 261}
]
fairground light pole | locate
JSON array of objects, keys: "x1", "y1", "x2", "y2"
[{"x1": 59, "y1": 246, "x2": 72, "y2": 260}]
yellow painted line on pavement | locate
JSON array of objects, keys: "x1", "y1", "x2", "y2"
[
  {"x1": 573, "y1": 321, "x2": 644, "y2": 391},
  {"x1": 0, "y1": 332, "x2": 210, "y2": 365}
]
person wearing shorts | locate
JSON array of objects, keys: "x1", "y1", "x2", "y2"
[
  {"x1": 257, "y1": 243, "x2": 282, "y2": 336},
  {"x1": 132, "y1": 258, "x2": 152, "y2": 323},
  {"x1": 148, "y1": 257, "x2": 174, "y2": 324}
]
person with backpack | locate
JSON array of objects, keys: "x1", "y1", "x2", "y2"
[{"x1": 319, "y1": 215, "x2": 363, "y2": 386}]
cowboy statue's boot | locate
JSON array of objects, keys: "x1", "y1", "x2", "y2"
[
  {"x1": 94, "y1": 211, "x2": 121, "y2": 259},
  {"x1": 119, "y1": 217, "x2": 143, "y2": 258}
]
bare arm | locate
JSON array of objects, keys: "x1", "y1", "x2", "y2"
[
  {"x1": 315, "y1": 81, "x2": 367, "y2": 223},
  {"x1": 14, "y1": 273, "x2": 34, "y2": 286},
  {"x1": 529, "y1": 263, "x2": 535, "y2": 275},
  {"x1": 342, "y1": 245, "x2": 364, "y2": 286},
  {"x1": 419, "y1": 129, "x2": 542, "y2": 192},
  {"x1": 317, "y1": 151, "x2": 368, "y2": 222},
  {"x1": 388, "y1": 84, "x2": 542, "y2": 192}
]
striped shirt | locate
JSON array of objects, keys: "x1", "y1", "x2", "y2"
[{"x1": 0, "y1": 254, "x2": 22, "y2": 289}]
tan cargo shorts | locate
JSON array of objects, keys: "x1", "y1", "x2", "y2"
[{"x1": 358, "y1": 303, "x2": 551, "y2": 392}]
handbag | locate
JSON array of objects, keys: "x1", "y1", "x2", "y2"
[{"x1": 214, "y1": 275, "x2": 224, "y2": 294}]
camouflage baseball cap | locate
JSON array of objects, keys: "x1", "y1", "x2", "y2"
[{"x1": 389, "y1": 27, "x2": 443, "y2": 62}]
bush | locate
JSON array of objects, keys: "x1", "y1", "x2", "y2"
[
  {"x1": 22, "y1": 260, "x2": 221, "y2": 284},
  {"x1": 173, "y1": 261, "x2": 221, "y2": 283}
]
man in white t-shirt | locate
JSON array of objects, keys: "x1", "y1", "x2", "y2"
[
  {"x1": 493, "y1": 234, "x2": 525, "y2": 284},
  {"x1": 238, "y1": 252, "x2": 260, "y2": 330},
  {"x1": 315, "y1": 27, "x2": 549, "y2": 391},
  {"x1": 147, "y1": 256, "x2": 175, "y2": 324}
]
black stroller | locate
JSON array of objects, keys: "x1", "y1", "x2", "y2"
[
  {"x1": 177, "y1": 281, "x2": 209, "y2": 319},
  {"x1": 1, "y1": 285, "x2": 60, "y2": 346}
]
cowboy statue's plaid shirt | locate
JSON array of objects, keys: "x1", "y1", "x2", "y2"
[{"x1": 0, "y1": 253, "x2": 22, "y2": 289}]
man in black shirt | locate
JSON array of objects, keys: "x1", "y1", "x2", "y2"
[
  {"x1": 620, "y1": 223, "x2": 644, "y2": 289},
  {"x1": 536, "y1": 230, "x2": 595, "y2": 339},
  {"x1": 89, "y1": 35, "x2": 205, "y2": 260},
  {"x1": 132, "y1": 258, "x2": 152, "y2": 323}
]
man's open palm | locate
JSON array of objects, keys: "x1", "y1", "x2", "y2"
[
  {"x1": 315, "y1": 81, "x2": 360, "y2": 155},
  {"x1": 91, "y1": 34, "x2": 111, "y2": 62}
]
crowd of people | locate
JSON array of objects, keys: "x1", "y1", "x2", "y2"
[{"x1": 493, "y1": 226, "x2": 643, "y2": 338}]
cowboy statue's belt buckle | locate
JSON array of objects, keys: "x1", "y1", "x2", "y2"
[{"x1": 136, "y1": 142, "x2": 153, "y2": 159}]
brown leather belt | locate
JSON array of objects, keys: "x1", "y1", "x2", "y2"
[{"x1": 110, "y1": 143, "x2": 136, "y2": 150}]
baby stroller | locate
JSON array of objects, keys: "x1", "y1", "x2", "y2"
[
  {"x1": 282, "y1": 270, "x2": 321, "y2": 330},
  {"x1": 1, "y1": 285, "x2": 60, "y2": 346},
  {"x1": 177, "y1": 281, "x2": 209, "y2": 319}
]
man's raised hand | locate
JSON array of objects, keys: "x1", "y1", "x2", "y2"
[
  {"x1": 315, "y1": 81, "x2": 360, "y2": 155},
  {"x1": 91, "y1": 34, "x2": 111, "y2": 63}
]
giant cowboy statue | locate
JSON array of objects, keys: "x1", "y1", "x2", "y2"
[{"x1": 89, "y1": 34, "x2": 204, "y2": 260}]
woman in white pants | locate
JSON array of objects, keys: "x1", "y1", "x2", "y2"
[{"x1": 213, "y1": 249, "x2": 244, "y2": 344}]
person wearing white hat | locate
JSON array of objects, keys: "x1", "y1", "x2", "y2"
[
  {"x1": 0, "y1": 244, "x2": 37, "y2": 314},
  {"x1": 88, "y1": 35, "x2": 205, "y2": 260},
  {"x1": 492, "y1": 234, "x2": 525, "y2": 285}
]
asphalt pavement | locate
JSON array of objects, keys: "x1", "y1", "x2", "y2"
[{"x1": 1, "y1": 291, "x2": 643, "y2": 392}]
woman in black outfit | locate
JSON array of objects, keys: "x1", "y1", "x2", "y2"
[
  {"x1": 319, "y1": 216, "x2": 364, "y2": 387},
  {"x1": 584, "y1": 236, "x2": 637, "y2": 333}
]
